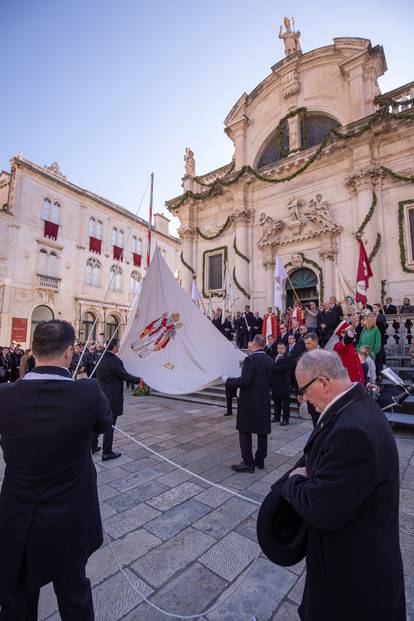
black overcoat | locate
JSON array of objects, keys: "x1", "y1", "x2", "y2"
[
  {"x1": 0, "y1": 366, "x2": 112, "y2": 593},
  {"x1": 95, "y1": 350, "x2": 140, "y2": 417},
  {"x1": 283, "y1": 383, "x2": 406, "y2": 621},
  {"x1": 271, "y1": 353, "x2": 291, "y2": 398},
  {"x1": 226, "y1": 351, "x2": 275, "y2": 434}
]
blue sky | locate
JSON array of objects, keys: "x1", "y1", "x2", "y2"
[{"x1": 2, "y1": 0, "x2": 413, "y2": 234}]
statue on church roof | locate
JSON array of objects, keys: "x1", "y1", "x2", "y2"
[
  {"x1": 279, "y1": 17, "x2": 301, "y2": 57},
  {"x1": 184, "y1": 147, "x2": 196, "y2": 177}
]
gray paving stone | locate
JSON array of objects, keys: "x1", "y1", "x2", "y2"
[
  {"x1": 199, "y1": 531, "x2": 259, "y2": 581},
  {"x1": 97, "y1": 466, "x2": 129, "y2": 486},
  {"x1": 145, "y1": 498, "x2": 211, "y2": 540},
  {"x1": 104, "y1": 503, "x2": 161, "y2": 539},
  {"x1": 234, "y1": 515, "x2": 258, "y2": 542},
  {"x1": 98, "y1": 484, "x2": 120, "y2": 502},
  {"x1": 100, "y1": 501, "x2": 118, "y2": 520},
  {"x1": 272, "y1": 600, "x2": 300, "y2": 620},
  {"x1": 206, "y1": 557, "x2": 297, "y2": 621},
  {"x1": 156, "y1": 467, "x2": 194, "y2": 487},
  {"x1": 193, "y1": 496, "x2": 256, "y2": 539},
  {"x1": 401, "y1": 489, "x2": 414, "y2": 517},
  {"x1": 405, "y1": 574, "x2": 414, "y2": 620},
  {"x1": 100, "y1": 453, "x2": 134, "y2": 469},
  {"x1": 106, "y1": 480, "x2": 169, "y2": 512},
  {"x1": 132, "y1": 526, "x2": 216, "y2": 587},
  {"x1": 147, "y1": 481, "x2": 204, "y2": 511},
  {"x1": 288, "y1": 571, "x2": 306, "y2": 605},
  {"x1": 109, "y1": 466, "x2": 163, "y2": 492},
  {"x1": 195, "y1": 485, "x2": 233, "y2": 508},
  {"x1": 38, "y1": 583, "x2": 58, "y2": 620},
  {"x1": 92, "y1": 569, "x2": 152, "y2": 620}
]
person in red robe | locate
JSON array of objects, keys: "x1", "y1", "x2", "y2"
[
  {"x1": 261, "y1": 307, "x2": 280, "y2": 339},
  {"x1": 288, "y1": 300, "x2": 305, "y2": 329},
  {"x1": 333, "y1": 325, "x2": 364, "y2": 383}
]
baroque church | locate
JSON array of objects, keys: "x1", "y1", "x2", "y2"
[{"x1": 166, "y1": 20, "x2": 414, "y2": 311}]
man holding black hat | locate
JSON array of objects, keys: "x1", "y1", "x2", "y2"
[{"x1": 0, "y1": 320, "x2": 112, "y2": 619}]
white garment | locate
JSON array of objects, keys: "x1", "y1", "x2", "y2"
[{"x1": 23, "y1": 371, "x2": 74, "y2": 381}]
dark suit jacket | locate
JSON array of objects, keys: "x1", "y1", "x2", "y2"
[
  {"x1": 95, "y1": 351, "x2": 140, "y2": 417},
  {"x1": 283, "y1": 383, "x2": 405, "y2": 621},
  {"x1": 0, "y1": 366, "x2": 112, "y2": 592},
  {"x1": 271, "y1": 353, "x2": 291, "y2": 398},
  {"x1": 226, "y1": 351, "x2": 275, "y2": 435},
  {"x1": 384, "y1": 304, "x2": 397, "y2": 315},
  {"x1": 212, "y1": 316, "x2": 225, "y2": 334}
]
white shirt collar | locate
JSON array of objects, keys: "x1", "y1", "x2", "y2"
[{"x1": 317, "y1": 384, "x2": 355, "y2": 424}]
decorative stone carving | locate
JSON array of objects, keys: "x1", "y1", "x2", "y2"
[
  {"x1": 345, "y1": 166, "x2": 385, "y2": 193},
  {"x1": 319, "y1": 250, "x2": 337, "y2": 261},
  {"x1": 44, "y1": 161, "x2": 65, "y2": 178},
  {"x1": 178, "y1": 225, "x2": 197, "y2": 240},
  {"x1": 281, "y1": 70, "x2": 300, "y2": 98},
  {"x1": 258, "y1": 194, "x2": 341, "y2": 248},
  {"x1": 291, "y1": 253, "x2": 303, "y2": 268},
  {"x1": 233, "y1": 208, "x2": 253, "y2": 224},
  {"x1": 184, "y1": 147, "x2": 195, "y2": 176},
  {"x1": 278, "y1": 17, "x2": 301, "y2": 57}
]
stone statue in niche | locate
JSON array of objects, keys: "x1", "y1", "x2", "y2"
[
  {"x1": 304, "y1": 194, "x2": 333, "y2": 228},
  {"x1": 278, "y1": 17, "x2": 301, "y2": 57},
  {"x1": 291, "y1": 254, "x2": 303, "y2": 268},
  {"x1": 287, "y1": 197, "x2": 305, "y2": 229},
  {"x1": 258, "y1": 213, "x2": 285, "y2": 246},
  {"x1": 184, "y1": 147, "x2": 196, "y2": 176}
]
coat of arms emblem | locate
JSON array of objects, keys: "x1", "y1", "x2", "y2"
[{"x1": 130, "y1": 312, "x2": 182, "y2": 358}]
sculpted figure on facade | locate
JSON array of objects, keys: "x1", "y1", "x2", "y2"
[
  {"x1": 291, "y1": 253, "x2": 303, "y2": 268},
  {"x1": 258, "y1": 213, "x2": 285, "y2": 247},
  {"x1": 304, "y1": 194, "x2": 333, "y2": 228},
  {"x1": 184, "y1": 147, "x2": 196, "y2": 176},
  {"x1": 278, "y1": 17, "x2": 301, "y2": 56},
  {"x1": 44, "y1": 161, "x2": 65, "y2": 178},
  {"x1": 287, "y1": 197, "x2": 305, "y2": 232}
]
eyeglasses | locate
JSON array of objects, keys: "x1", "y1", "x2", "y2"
[{"x1": 297, "y1": 376, "x2": 319, "y2": 396}]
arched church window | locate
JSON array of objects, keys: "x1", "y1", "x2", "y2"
[
  {"x1": 256, "y1": 123, "x2": 290, "y2": 168},
  {"x1": 301, "y1": 114, "x2": 341, "y2": 150}
]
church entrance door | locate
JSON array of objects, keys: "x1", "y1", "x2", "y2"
[{"x1": 285, "y1": 268, "x2": 318, "y2": 309}]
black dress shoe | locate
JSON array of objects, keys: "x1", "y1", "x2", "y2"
[
  {"x1": 280, "y1": 420, "x2": 290, "y2": 426},
  {"x1": 102, "y1": 451, "x2": 121, "y2": 462},
  {"x1": 271, "y1": 416, "x2": 280, "y2": 423},
  {"x1": 231, "y1": 462, "x2": 255, "y2": 473},
  {"x1": 92, "y1": 446, "x2": 101, "y2": 454},
  {"x1": 255, "y1": 461, "x2": 265, "y2": 470},
  {"x1": 223, "y1": 412, "x2": 233, "y2": 416}
]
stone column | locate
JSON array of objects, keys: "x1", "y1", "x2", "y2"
[
  {"x1": 225, "y1": 117, "x2": 249, "y2": 170},
  {"x1": 262, "y1": 246, "x2": 275, "y2": 308},
  {"x1": 320, "y1": 250, "x2": 336, "y2": 301},
  {"x1": 233, "y1": 209, "x2": 252, "y2": 303},
  {"x1": 287, "y1": 114, "x2": 300, "y2": 152},
  {"x1": 179, "y1": 226, "x2": 196, "y2": 295}
]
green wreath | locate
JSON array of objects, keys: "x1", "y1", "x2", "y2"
[
  {"x1": 232, "y1": 266, "x2": 250, "y2": 299},
  {"x1": 233, "y1": 236, "x2": 250, "y2": 263},
  {"x1": 398, "y1": 199, "x2": 414, "y2": 273},
  {"x1": 202, "y1": 246, "x2": 228, "y2": 297},
  {"x1": 196, "y1": 216, "x2": 231, "y2": 240},
  {"x1": 180, "y1": 250, "x2": 195, "y2": 275}
]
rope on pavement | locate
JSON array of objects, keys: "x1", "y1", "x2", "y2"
[{"x1": 101, "y1": 424, "x2": 265, "y2": 618}]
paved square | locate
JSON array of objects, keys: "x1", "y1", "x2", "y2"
[{"x1": 1, "y1": 392, "x2": 413, "y2": 620}]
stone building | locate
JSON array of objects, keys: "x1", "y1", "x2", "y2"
[
  {"x1": 0, "y1": 157, "x2": 180, "y2": 346},
  {"x1": 166, "y1": 23, "x2": 414, "y2": 312}
]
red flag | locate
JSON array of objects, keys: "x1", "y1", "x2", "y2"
[{"x1": 356, "y1": 240, "x2": 373, "y2": 303}]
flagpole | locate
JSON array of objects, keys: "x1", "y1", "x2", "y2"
[
  {"x1": 146, "y1": 172, "x2": 154, "y2": 268},
  {"x1": 285, "y1": 272, "x2": 302, "y2": 305}
]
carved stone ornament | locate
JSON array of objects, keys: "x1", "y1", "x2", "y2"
[
  {"x1": 184, "y1": 147, "x2": 196, "y2": 176},
  {"x1": 178, "y1": 225, "x2": 197, "y2": 240},
  {"x1": 345, "y1": 166, "x2": 385, "y2": 193},
  {"x1": 44, "y1": 161, "x2": 66, "y2": 178},
  {"x1": 232, "y1": 208, "x2": 253, "y2": 224},
  {"x1": 291, "y1": 253, "x2": 303, "y2": 268},
  {"x1": 281, "y1": 70, "x2": 300, "y2": 98},
  {"x1": 258, "y1": 194, "x2": 341, "y2": 248}
]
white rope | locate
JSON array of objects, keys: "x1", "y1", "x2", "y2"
[
  {"x1": 113, "y1": 425, "x2": 261, "y2": 507},
  {"x1": 101, "y1": 423, "x2": 264, "y2": 619}
]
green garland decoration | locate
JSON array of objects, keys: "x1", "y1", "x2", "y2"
[
  {"x1": 195, "y1": 161, "x2": 235, "y2": 187},
  {"x1": 277, "y1": 107, "x2": 307, "y2": 158},
  {"x1": 368, "y1": 233, "x2": 381, "y2": 263},
  {"x1": 196, "y1": 216, "x2": 231, "y2": 240},
  {"x1": 381, "y1": 279, "x2": 387, "y2": 305},
  {"x1": 374, "y1": 94, "x2": 414, "y2": 110},
  {"x1": 180, "y1": 250, "x2": 195, "y2": 275},
  {"x1": 167, "y1": 106, "x2": 414, "y2": 212},
  {"x1": 202, "y1": 245, "x2": 228, "y2": 297},
  {"x1": 233, "y1": 236, "x2": 250, "y2": 263},
  {"x1": 356, "y1": 191, "x2": 377, "y2": 238},
  {"x1": 285, "y1": 253, "x2": 324, "y2": 302},
  {"x1": 232, "y1": 266, "x2": 250, "y2": 300},
  {"x1": 398, "y1": 199, "x2": 414, "y2": 273}
]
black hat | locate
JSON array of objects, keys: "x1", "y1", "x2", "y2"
[{"x1": 256, "y1": 484, "x2": 307, "y2": 567}]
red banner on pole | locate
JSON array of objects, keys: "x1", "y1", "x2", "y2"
[
  {"x1": 11, "y1": 318, "x2": 28, "y2": 343},
  {"x1": 356, "y1": 240, "x2": 373, "y2": 303}
]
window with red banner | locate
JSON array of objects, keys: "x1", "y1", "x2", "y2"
[
  {"x1": 113, "y1": 245, "x2": 123, "y2": 261},
  {"x1": 132, "y1": 252, "x2": 142, "y2": 267},
  {"x1": 89, "y1": 237, "x2": 102, "y2": 254},
  {"x1": 44, "y1": 220, "x2": 59, "y2": 240}
]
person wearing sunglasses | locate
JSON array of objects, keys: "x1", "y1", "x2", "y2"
[{"x1": 281, "y1": 349, "x2": 405, "y2": 621}]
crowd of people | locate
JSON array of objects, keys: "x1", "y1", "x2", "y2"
[{"x1": 219, "y1": 295, "x2": 414, "y2": 427}]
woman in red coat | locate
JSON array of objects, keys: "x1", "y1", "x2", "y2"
[{"x1": 334, "y1": 328, "x2": 364, "y2": 383}]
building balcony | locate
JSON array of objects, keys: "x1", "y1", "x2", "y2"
[{"x1": 37, "y1": 274, "x2": 60, "y2": 291}]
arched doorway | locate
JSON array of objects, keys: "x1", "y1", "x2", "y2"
[
  {"x1": 286, "y1": 268, "x2": 318, "y2": 309},
  {"x1": 105, "y1": 315, "x2": 119, "y2": 341},
  {"x1": 81, "y1": 311, "x2": 97, "y2": 342},
  {"x1": 30, "y1": 305, "x2": 54, "y2": 340}
]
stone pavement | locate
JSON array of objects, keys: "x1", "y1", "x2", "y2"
[{"x1": 1, "y1": 393, "x2": 413, "y2": 620}]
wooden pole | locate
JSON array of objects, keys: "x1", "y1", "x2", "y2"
[{"x1": 286, "y1": 272, "x2": 302, "y2": 305}]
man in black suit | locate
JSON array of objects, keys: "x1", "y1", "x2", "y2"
[
  {"x1": 243, "y1": 305, "x2": 255, "y2": 346},
  {"x1": 276, "y1": 323, "x2": 289, "y2": 347},
  {"x1": 286, "y1": 333, "x2": 305, "y2": 393},
  {"x1": 271, "y1": 342, "x2": 292, "y2": 426},
  {"x1": 301, "y1": 332, "x2": 320, "y2": 427},
  {"x1": 252, "y1": 311, "x2": 263, "y2": 337},
  {"x1": 329, "y1": 295, "x2": 343, "y2": 327},
  {"x1": 384, "y1": 296, "x2": 397, "y2": 315},
  {"x1": 95, "y1": 339, "x2": 141, "y2": 461},
  {"x1": 0, "y1": 320, "x2": 112, "y2": 620},
  {"x1": 212, "y1": 308, "x2": 225, "y2": 335},
  {"x1": 317, "y1": 302, "x2": 336, "y2": 347},
  {"x1": 226, "y1": 334, "x2": 275, "y2": 472},
  {"x1": 281, "y1": 349, "x2": 405, "y2": 621}
]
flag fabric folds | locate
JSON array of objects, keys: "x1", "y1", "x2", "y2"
[
  {"x1": 191, "y1": 279, "x2": 201, "y2": 304},
  {"x1": 119, "y1": 248, "x2": 245, "y2": 395},
  {"x1": 274, "y1": 256, "x2": 288, "y2": 311},
  {"x1": 356, "y1": 240, "x2": 373, "y2": 303}
]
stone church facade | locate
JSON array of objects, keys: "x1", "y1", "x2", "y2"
[
  {"x1": 0, "y1": 157, "x2": 180, "y2": 346},
  {"x1": 167, "y1": 27, "x2": 414, "y2": 313}
]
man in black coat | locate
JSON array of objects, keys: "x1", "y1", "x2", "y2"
[
  {"x1": 271, "y1": 342, "x2": 292, "y2": 425},
  {"x1": 282, "y1": 349, "x2": 406, "y2": 621},
  {"x1": 286, "y1": 333, "x2": 305, "y2": 393},
  {"x1": 317, "y1": 302, "x2": 336, "y2": 347},
  {"x1": 225, "y1": 334, "x2": 275, "y2": 472},
  {"x1": 0, "y1": 320, "x2": 112, "y2": 620},
  {"x1": 243, "y1": 305, "x2": 255, "y2": 346},
  {"x1": 95, "y1": 338, "x2": 141, "y2": 461},
  {"x1": 212, "y1": 308, "x2": 225, "y2": 335},
  {"x1": 384, "y1": 296, "x2": 397, "y2": 315}
]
